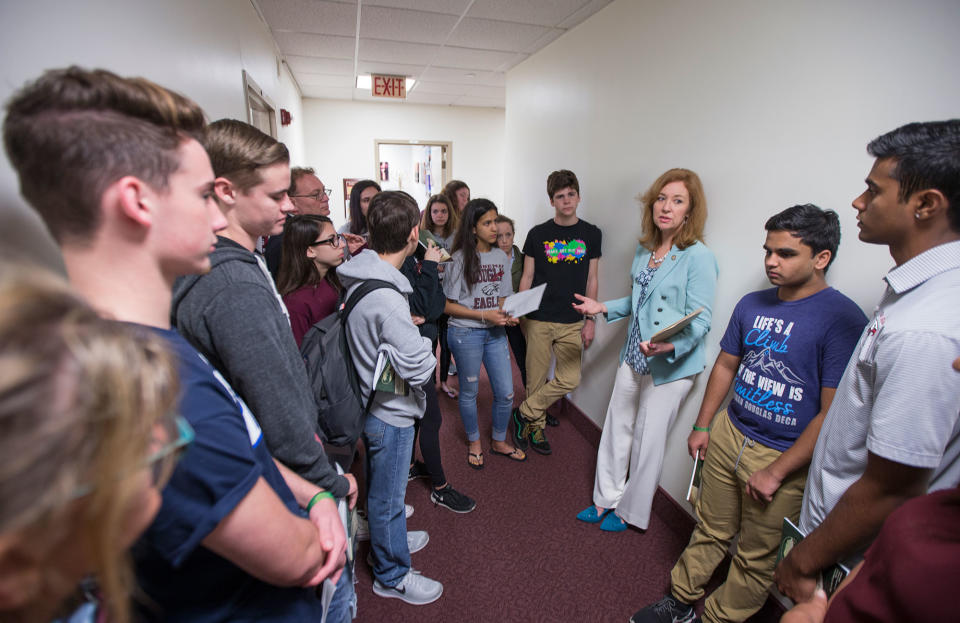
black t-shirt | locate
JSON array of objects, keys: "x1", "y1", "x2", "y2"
[{"x1": 522, "y1": 218, "x2": 602, "y2": 323}]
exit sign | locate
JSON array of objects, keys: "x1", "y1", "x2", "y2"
[{"x1": 372, "y1": 74, "x2": 406, "y2": 99}]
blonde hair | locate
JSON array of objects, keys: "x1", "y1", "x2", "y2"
[
  {"x1": 0, "y1": 269, "x2": 179, "y2": 623},
  {"x1": 637, "y1": 168, "x2": 708, "y2": 251}
]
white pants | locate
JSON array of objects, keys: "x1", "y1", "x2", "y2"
[{"x1": 592, "y1": 361, "x2": 694, "y2": 529}]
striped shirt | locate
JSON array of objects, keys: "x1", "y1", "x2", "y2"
[{"x1": 799, "y1": 240, "x2": 960, "y2": 538}]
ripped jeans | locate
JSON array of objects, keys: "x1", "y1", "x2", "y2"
[{"x1": 447, "y1": 325, "x2": 515, "y2": 442}]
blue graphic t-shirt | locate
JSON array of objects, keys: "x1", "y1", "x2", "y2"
[
  {"x1": 719, "y1": 288, "x2": 867, "y2": 451},
  {"x1": 133, "y1": 327, "x2": 324, "y2": 622}
]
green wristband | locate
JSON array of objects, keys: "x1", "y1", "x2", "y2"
[
  {"x1": 306, "y1": 490, "x2": 334, "y2": 512},
  {"x1": 692, "y1": 425, "x2": 710, "y2": 432}
]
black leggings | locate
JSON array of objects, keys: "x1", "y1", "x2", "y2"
[
  {"x1": 435, "y1": 314, "x2": 452, "y2": 384},
  {"x1": 505, "y1": 323, "x2": 527, "y2": 387},
  {"x1": 412, "y1": 380, "x2": 446, "y2": 488}
]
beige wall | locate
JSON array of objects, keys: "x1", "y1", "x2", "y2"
[
  {"x1": 505, "y1": 0, "x2": 960, "y2": 508},
  {"x1": 0, "y1": 0, "x2": 304, "y2": 270},
  {"x1": 299, "y1": 98, "x2": 505, "y2": 230}
]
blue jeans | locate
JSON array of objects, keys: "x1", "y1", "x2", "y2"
[
  {"x1": 324, "y1": 561, "x2": 355, "y2": 622},
  {"x1": 447, "y1": 325, "x2": 515, "y2": 442},
  {"x1": 363, "y1": 413, "x2": 415, "y2": 587}
]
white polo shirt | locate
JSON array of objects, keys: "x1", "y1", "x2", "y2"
[{"x1": 799, "y1": 240, "x2": 960, "y2": 536}]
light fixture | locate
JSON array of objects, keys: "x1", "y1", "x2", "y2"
[{"x1": 356, "y1": 75, "x2": 416, "y2": 90}]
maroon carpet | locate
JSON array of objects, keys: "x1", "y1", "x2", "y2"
[{"x1": 353, "y1": 356, "x2": 784, "y2": 623}]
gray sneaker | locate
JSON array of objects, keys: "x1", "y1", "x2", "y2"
[
  {"x1": 373, "y1": 569, "x2": 443, "y2": 605},
  {"x1": 366, "y1": 530, "x2": 430, "y2": 567},
  {"x1": 405, "y1": 503, "x2": 414, "y2": 519},
  {"x1": 358, "y1": 505, "x2": 413, "y2": 542}
]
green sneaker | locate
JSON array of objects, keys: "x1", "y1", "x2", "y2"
[
  {"x1": 512, "y1": 408, "x2": 529, "y2": 450},
  {"x1": 529, "y1": 426, "x2": 552, "y2": 455}
]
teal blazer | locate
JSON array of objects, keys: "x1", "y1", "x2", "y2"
[{"x1": 603, "y1": 241, "x2": 718, "y2": 385}]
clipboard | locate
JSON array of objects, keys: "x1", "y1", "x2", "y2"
[{"x1": 650, "y1": 307, "x2": 703, "y2": 343}]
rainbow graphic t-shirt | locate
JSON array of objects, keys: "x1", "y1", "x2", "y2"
[{"x1": 522, "y1": 218, "x2": 602, "y2": 323}]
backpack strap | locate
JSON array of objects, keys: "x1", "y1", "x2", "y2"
[{"x1": 340, "y1": 279, "x2": 401, "y2": 416}]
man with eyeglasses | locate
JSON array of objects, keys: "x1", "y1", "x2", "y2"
[{"x1": 265, "y1": 166, "x2": 332, "y2": 278}]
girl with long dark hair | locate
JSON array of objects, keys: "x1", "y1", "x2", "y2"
[
  {"x1": 340, "y1": 179, "x2": 381, "y2": 237},
  {"x1": 277, "y1": 214, "x2": 345, "y2": 346},
  {"x1": 443, "y1": 198, "x2": 526, "y2": 469}
]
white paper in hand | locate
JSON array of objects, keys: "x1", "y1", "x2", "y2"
[{"x1": 502, "y1": 283, "x2": 546, "y2": 318}]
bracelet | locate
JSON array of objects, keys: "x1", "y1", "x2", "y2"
[
  {"x1": 584, "y1": 314, "x2": 596, "y2": 321},
  {"x1": 306, "y1": 490, "x2": 334, "y2": 512},
  {"x1": 692, "y1": 425, "x2": 710, "y2": 432}
]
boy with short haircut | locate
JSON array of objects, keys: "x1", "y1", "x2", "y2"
[
  {"x1": 4, "y1": 67, "x2": 342, "y2": 621},
  {"x1": 513, "y1": 169, "x2": 602, "y2": 454},
  {"x1": 335, "y1": 190, "x2": 443, "y2": 604},
  {"x1": 631, "y1": 205, "x2": 867, "y2": 623}
]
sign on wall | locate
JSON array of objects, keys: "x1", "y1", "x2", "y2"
[{"x1": 372, "y1": 74, "x2": 406, "y2": 99}]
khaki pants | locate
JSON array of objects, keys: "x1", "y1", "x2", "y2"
[
  {"x1": 518, "y1": 319, "x2": 584, "y2": 429},
  {"x1": 670, "y1": 410, "x2": 806, "y2": 623}
]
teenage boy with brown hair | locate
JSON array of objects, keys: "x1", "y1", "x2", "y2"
[
  {"x1": 513, "y1": 169, "x2": 602, "y2": 454},
  {"x1": 3, "y1": 67, "x2": 344, "y2": 621}
]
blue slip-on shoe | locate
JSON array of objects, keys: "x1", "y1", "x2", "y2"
[
  {"x1": 576, "y1": 505, "x2": 612, "y2": 524},
  {"x1": 600, "y1": 511, "x2": 628, "y2": 532}
]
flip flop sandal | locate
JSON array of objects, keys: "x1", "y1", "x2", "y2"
[
  {"x1": 467, "y1": 451, "x2": 484, "y2": 470},
  {"x1": 490, "y1": 447, "x2": 527, "y2": 462}
]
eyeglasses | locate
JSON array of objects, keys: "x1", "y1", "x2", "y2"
[
  {"x1": 70, "y1": 414, "x2": 195, "y2": 499},
  {"x1": 309, "y1": 234, "x2": 344, "y2": 248},
  {"x1": 291, "y1": 189, "x2": 333, "y2": 201}
]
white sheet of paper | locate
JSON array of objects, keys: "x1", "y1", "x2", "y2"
[{"x1": 502, "y1": 283, "x2": 546, "y2": 318}]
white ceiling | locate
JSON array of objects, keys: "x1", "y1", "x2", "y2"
[{"x1": 253, "y1": 0, "x2": 613, "y2": 108}]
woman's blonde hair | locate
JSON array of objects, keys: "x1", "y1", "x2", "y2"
[
  {"x1": 637, "y1": 168, "x2": 707, "y2": 251},
  {"x1": 0, "y1": 269, "x2": 179, "y2": 623}
]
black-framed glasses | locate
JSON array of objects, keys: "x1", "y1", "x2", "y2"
[
  {"x1": 309, "y1": 234, "x2": 344, "y2": 248},
  {"x1": 291, "y1": 189, "x2": 333, "y2": 200}
]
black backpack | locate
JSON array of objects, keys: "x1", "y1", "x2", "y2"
[{"x1": 300, "y1": 279, "x2": 400, "y2": 448}]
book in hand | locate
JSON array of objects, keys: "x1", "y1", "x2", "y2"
[
  {"x1": 373, "y1": 351, "x2": 409, "y2": 396},
  {"x1": 686, "y1": 450, "x2": 704, "y2": 503},
  {"x1": 417, "y1": 230, "x2": 451, "y2": 262},
  {"x1": 776, "y1": 517, "x2": 850, "y2": 598},
  {"x1": 650, "y1": 307, "x2": 704, "y2": 343}
]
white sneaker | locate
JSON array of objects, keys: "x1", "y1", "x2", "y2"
[
  {"x1": 373, "y1": 569, "x2": 443, "y2": 605},
  {"x1": 357, "y1": 505, "x2": 412, "y2": 542},
  {"x1": 366, "y1": 530, "x2": 430, "y2": 567},
  {"x1": 407, "y1": 530, "x2": 429, "y2": 553}
]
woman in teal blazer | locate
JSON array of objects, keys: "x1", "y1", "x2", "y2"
[{"x1": 573, "y1": 169, "x2": 718, "y2": 532}]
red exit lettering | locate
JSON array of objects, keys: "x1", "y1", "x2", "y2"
[{"x1": 372, "y1": 75, "x2": 406, "y2": 99}]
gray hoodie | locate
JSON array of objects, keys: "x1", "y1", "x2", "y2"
[
  {"x1": 336, "y1": 249, "x2": 436, "y2": 427},
  {"x1": 171, "y1": 236, "x2": 348, "y2": 497}
]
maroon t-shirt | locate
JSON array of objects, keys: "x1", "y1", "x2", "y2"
[
  {"x1": 825, "y1": 486, "x2": 960, "y2": 623},
  {"x1": 282, "y1": 280, "x2": 340, "y2": 347}
]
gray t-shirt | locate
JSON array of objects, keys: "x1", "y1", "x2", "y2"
[{"x1": 443, "y1": 248, "x2": 513, "y2": 328}]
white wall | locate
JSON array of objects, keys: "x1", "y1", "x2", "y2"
[
  {"x1": 300, "y1": 98, "x2": 504, "y2": 229},
  {"x1": 505, "y1": 0, "x2": 960, "y2": 509},
  {"x1": 0, "y1": 0, "x2": 304, "y2": 268}
]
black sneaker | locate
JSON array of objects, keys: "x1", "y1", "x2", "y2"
[
  {"x1": 430, "y1": 484, "x2": 477, "y2": 513},
  {"x1": 630, "y1": 595, "x2": 695, "y2": 623},
  {"x1": 408, "y1": 460, "x2": 430, "y2": 481},
  {"x1": 512, "y1": 409, "x2": 529, "y2": 450},
  {"x1": 546, "y1": 413, "x2": 559, "y2": 427},
  {"x1": 528, "y1": 426, "x2": 552, "y2": 455}
]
